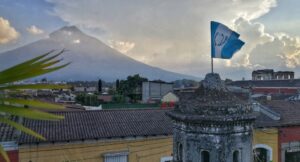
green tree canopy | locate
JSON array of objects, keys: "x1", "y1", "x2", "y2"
[{"x1": 117, "y1": 74, "x2": 148, "y2": 102}]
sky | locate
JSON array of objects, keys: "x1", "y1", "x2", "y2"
[{"x1": 1, "y1": 0, "x2": 300, "y2": 80}]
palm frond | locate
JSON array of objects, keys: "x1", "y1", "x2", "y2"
[
  {"x1": 0, "y1": 50, "x2": 54, "y2": 76},
  {"x1": 0, "y1": 145, "x2": 10, "y2": 162},
  {"x1": 0, "y1": 118, "x2": 45, "y2": 140},
  {"x1": 0, "y1": 49, "x2": 70, "y2": 84},
  {"x1": 0, "y1": 84, "x2": 70, "y2": 91},
  {"x1": 3, "y1": 98, "x2": 64, "y2": 110},
  {"x1": 32, "y1": 50, "x2": 64, "y2": 66},
  {"x1": 0, "y1": 50, "x2": 69, "y2": 162},
  {"x1": 0, "y1": 62, "x2": 70, "y2": 85},
  {"x1": 0, "y1": 104, "x2": 64, "y2": 121}
]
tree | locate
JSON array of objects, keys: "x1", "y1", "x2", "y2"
[
  {"x1": 75, "y1": 93, "x2": 99, "y2": 106},
  {"x1": 75, "y1": 93, "x2": 85, "y2": 105},
  {"x1": 41, "y1": 77, "x2": 47, "y2": 83},
  {"x1": 112, "y1": 94, "x2": 125, "y2": 103},
  {"x1": 115, "y1": 79, "x2": 120, "y2": 92},
  {"x1": 98, "y1": 79, "x2": 102, "y2": 93},
  {"x1": 117, "y1": 74, "x2": 148, "y2": 102},
  {"x1": 0, "y1": 50, "x2": 70, "y2": 162}
]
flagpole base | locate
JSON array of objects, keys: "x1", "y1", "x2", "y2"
[
  {"x1": 211, "y1": 57, "x2": 214, "y2": 74},
  {"x1": 201, "y1": 73, "x2": 226, "y2": 91}
]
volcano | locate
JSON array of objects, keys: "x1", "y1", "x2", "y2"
[{"x1": 0, "y1": 26, "x2": 197, "y2": 81}]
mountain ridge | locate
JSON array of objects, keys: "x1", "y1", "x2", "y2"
[{"x1": 0, "y1": 26, "x2": 199, "y2": 81}]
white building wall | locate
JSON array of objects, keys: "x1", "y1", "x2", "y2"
[
  {"x1": 142, "y1": 82, "x2": 150, "y2": 102},
  {"x1": 150, "y1": 82, "x2": 161, "y2": 99},
  {"x1": 142, "y1": 82, "x2": 173, "y2": 103}
]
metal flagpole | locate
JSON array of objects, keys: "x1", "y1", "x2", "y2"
[{"x1": 211, "y1": 57, "x2": 214, "y2": 73}]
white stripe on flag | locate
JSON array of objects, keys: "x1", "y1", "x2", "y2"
[{"x1": 214, "y1": 24, "x2": 232, "y2": 58}]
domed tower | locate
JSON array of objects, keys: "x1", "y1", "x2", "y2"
[{"x1": 167, "y1": 73, "x2": 256, "y2": 162}]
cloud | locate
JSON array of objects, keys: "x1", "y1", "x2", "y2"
[
  {"x1": 107, "y1": 40, "x2": 135, "y2": 54},
  {"x1": 47, "y1": 0, "x2": 278, "y2": 78},
  {"x1": 226, "y1": 17, "x2": 274, "y2": 68},
  {"x1": 0, "y1": 17, "x2": 19, "y2": 44},
  {"x1": 249, "y1": 33, "x2": 300, "y2": 69},
  {"x1": 278, "y1": 34, "x2": 300, "y2": 68},
  {"x1": 227, "y1": 18, "x2": 300, "y2": 70},
  {"x1": 72, "y1": 39, "x2": 80, "y2": 44},
  {"x1": 27, "y1": 25, "x2": 44, "y2": 35},
  {"x1": 234, "y1": 0, "x2": 277, "y2": 20}
]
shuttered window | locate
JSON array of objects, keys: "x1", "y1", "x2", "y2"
[{"x1": 104, "y1": 152, "x2": 128, "y2": 162}]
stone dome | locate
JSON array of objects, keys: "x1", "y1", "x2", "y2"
[{"x1": 171, "y1": 73, "x2": 254, "y2": 121}]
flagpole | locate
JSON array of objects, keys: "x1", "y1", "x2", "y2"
[{"x1": 211, "y1": 57, "x2": 214, "y2": 74}]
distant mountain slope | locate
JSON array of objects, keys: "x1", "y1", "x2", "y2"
[{"x1": 0, "y1": 26, "x2": 197, "y2": 81}]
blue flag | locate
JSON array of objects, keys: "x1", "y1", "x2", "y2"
[{"x1": 211, "y1": 21, "x2": 245, "y2": 59}]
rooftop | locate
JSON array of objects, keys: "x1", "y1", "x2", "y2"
[
  {"x1": 228, "y1": 79, "x2": 300, "y2": 88},
  {"x1": 18, "y1": 109, "x2": 172, "y2": 144},
  {"x1": 170, "y1": 73, "x2": 253, "y2": 119},
  {"x1": 255, "y1": 100, "x2": 300, "y2": 128},
  {"x1": 0, "y1": 116, "x2": 19, "y2": 142},
  {"x1": 252, "y1": 69, "x2": 274, "y2": 74},
  {"x1": 0, "y1": 101, "x2": 300, "y2": 144}
]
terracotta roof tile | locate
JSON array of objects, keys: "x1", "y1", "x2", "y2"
[
  {"x1": 254, "y1": 100, "x2": 300, "y2": 128},
  {"x1": 18, "y1": 109, "x2": 172, "y2": 144},
  {"x1": 1, "y1": 101, "x2": 299, "y2": 144},
  {"x1": 0, "y1": 116, "x2": 19, "y2": 142}
]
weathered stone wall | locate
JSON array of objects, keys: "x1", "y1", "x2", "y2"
[
  {"x1": 168, "y1": 73, "x2": 255, "y2": 162},
  {"x1": 171, "y1": 119, "x2": 254, "y2": 162}
]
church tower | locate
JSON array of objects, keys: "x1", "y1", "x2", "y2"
[{"x1": 167, "y1": 73, "x2": 256, "y2": 162}]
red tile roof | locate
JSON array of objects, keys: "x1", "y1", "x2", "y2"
[{"x1": 254, "y1": 100, "x2": 300, "y2": 128}]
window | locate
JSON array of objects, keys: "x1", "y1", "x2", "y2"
[
  {"x1": 201, "y1": 150, "x2": 210, "y2": 162},
  {"x1": 233, "y1": 150, "x2": 240, "y2": 162},
  {"x1": 160, "y1": 156, "x2": 173, "y2": 162},
  {"x1": 285, "y1": 150, "x2": 300, "y2": 162},
  {"x1": 177, "y1": 143, "x2": 183, "y2": 161},
  {"x1": 253, "y1": 144, "x2": 272, "y2": 162},
  {"x1": 104, "y1": 152, "x2": 128, "y2": 162},
  {"x1": 254, "y1": 148, "x2": 268, "y2": 162}
]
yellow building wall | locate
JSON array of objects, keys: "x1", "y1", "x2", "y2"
[
  {"x1": 19, "y1": 129, "x2": 279, "y2": 162},
  {"x1": 19, "y1": 136, "x2": 173, "y2": 162},
  {"x1": 253, "y1": 128, "x2": 278, "y2": 162}
]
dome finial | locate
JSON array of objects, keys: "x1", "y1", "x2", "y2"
[{"x1": 201, "y1": 73, "x2": 226, "y2": 91}]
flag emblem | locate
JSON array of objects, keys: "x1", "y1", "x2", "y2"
[{"x1": 211, "y1": 21, "x2": 245, "y2": 59}]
